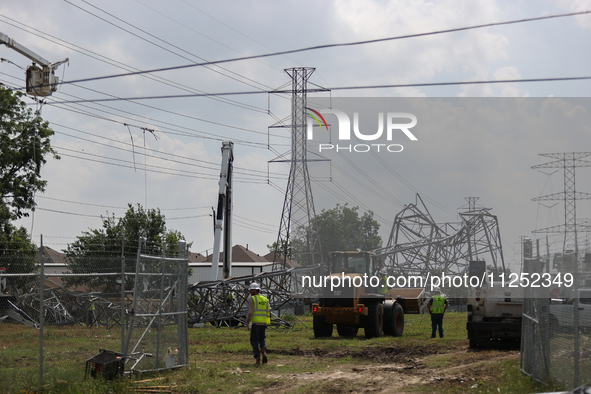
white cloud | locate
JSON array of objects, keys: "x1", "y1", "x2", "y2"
[
  {"x1": 4, "y1": 0, "x2": 591, "y2": 260},
  {"x1": 552, "y1": 0, "x2": 591, "y2": 28}
]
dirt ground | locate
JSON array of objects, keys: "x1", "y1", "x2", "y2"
[{"x1": 254, "y1": 344, "x2": 519, "y2": 393}]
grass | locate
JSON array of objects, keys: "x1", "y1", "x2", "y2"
[
  {"x1": 444, "y1": 358, "x2": 564, "y2": 394},
  {"x1": 0, "y1": 312, "x2": 567, "y2": 393}
]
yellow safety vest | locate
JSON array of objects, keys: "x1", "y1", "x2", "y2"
[
  {"x1": 251, "y1": 294, "x2": 271, "y2": 325},
  {"x1": 379, "y1": 276, "x2": 388, "y2": 295},
  {"x1": 431, "y1": 295, "x2": 445, "y2": 314}
]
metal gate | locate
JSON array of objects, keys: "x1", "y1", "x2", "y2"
[{"x1": 123, "y1": 241, "x2": 188, "y2": 373}]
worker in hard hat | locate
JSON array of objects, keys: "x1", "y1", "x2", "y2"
[
  {"x1": 429, "y1": 287, "x2": 449, "y2": 338},
  {"x1": 246, "y1": 282, "x2": 271, "y2": 365}
]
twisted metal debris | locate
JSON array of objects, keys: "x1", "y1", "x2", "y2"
[
  {"x1": 15, "y1": 281, "x2": 129, "y2": 328},
  {"x1": 188, "y1": 265, "x2": 323, "y2": 327}
]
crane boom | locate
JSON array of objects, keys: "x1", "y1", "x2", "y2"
[
  {"x1": 209, "y1": 141, "x2": 234, "y2": 281},
  {"x1": 0, "y1": 31, "x2": 68, "y2": 96},
  {"x1": 0, "y1": 32, "x2": 51, "y2": 66}
]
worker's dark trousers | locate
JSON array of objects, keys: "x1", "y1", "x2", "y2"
[
  {"x1": 250, "y1": 324, "x2": 267, "y2": 358},
  {"x1": 431, "y1": 313, "x2": 444, "y2": 338}
]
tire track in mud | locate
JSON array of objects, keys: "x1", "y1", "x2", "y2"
[{"x1": 256, "y1": 345, "x2": 519, "y2": 394}]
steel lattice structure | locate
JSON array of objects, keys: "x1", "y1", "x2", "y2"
[
  {"x1": 270, "y1": 67, "x2": 323, "y2": 269},
  {"x1": 375, "y1": 195, "x2": 505, "y2": 276},
  {"x1": 187, "y1": 265, "x2": 321, "y2": 327},
  {"x1": 14, "y1": 283, "x2": 129, "y2": 328},
  {"x1": 532, "y1": 152, "x2": 591, "y2": 254}
]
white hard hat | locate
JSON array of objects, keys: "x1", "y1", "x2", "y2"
[
  {"x1": 249, "y1": 282, "x2": 260, "y2": 291},
  {"x1": 380, "y1": 268, "x2": 387, "y2": 275},
  {"x1": 434, "y1": 287, "x2": 441, "y2": 293}
]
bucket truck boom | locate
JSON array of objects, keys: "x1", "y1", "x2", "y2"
[
  {"x1": 0, "y1": 31, "x2": 68, "y2": 96},
  {"x1": 209, "y1": 142, "x2": 234, "y2": 281}
]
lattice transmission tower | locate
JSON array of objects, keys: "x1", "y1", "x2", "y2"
[
  {"x1": 377, "y1": 194, "x2": 504, "y2": 276},
  {"x1": 270, "y1": 67, "x2": 324, "y2": 269},
  {"x1": 532, "y1": 152, "x2": 591, "y2": 254}
]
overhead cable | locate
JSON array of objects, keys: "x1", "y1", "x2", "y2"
[
  {"x1": 45, "y1": 76, "x2": 591, "y2": 104},
  {"x1": 41, "y1": 9, "x2": 591, "y2": 88}
]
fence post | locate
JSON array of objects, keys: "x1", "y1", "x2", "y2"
[
  {"x1": 121, "y1": 240, "x2": 125, "y2": 353},
  {"x1": 123, "y1": 238, "x2": 142, "y2": 355},
  {"x1": 39, "y1": 235, "x2": 44, "y2": 390},
  {"x1": 573, "y1": 254, "x2": 580, "y2": 386},
  {"x1": 178, "y1": 240, "x2": 188, "y2": 366}
]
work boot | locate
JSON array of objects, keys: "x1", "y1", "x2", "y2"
[
  {"x1": 255, "y1": 357, "x2": 260, "y2": 365},
  {"x1": 262, "y1": 350, "x2": 268, "y2": 364}
]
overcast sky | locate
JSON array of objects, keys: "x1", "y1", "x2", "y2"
[{"x1": 1, "y1": 0, "x2": 590, "y2": 271}]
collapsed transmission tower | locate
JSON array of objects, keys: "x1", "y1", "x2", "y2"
[
  {"x1": 375, "y1": 195, "x2": 505, "y2": 276},
  {"x1": 532, "y1": 152, "x2": 591, "y2": 254},
  {"x1": 270, "y1": 67, "x2": 323, "y2": 269}
]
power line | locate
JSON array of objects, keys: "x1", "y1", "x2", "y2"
[
  {"x1": 135, "y1": 0, "x2": 288, "y2": 83},
  {"x1": 38, "y1": 9, "x2": 591, "y2": 88},
  {"x1": 177, "y1": 0, "x2": 303, "y2": 70},
  {"x1": 34, "y1": 206, "x2": 210, "y2": 221},
  {"x1": 0, "y1": 14, "x2": 268, "y2": 114},
  {"x1": 66, "y1": 0, "x2": 276, "y2": 91},
  {"x1": 0, "y1": 66, "x2": 275, "y2": 145},
  {"x1": 50, "y1": 126, "x2": 289, "y2": 180},
  {"x1": 0, "y1": 67, "x2": 288, "y2": 146},
  {"x1": 36, "y1": 195, "x2": 211, "y2": 211},
  {"x1": 53, "y1": 147, "x2": 268, "y2": 183},
  {"x1": 52, "y1": 83, "x2": 281, "y2": 138},
  {"x1": 45, "y1": 76, "x2": 591, "y2": 104}
]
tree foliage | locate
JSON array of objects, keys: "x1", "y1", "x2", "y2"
[
  {"x1": 292, "y1": 204, "x2": 382, "y2": 265},
  {"x1": 64, "y1": 204, "x2": 187, "y2": 292},
  {"x1": 487, "y1": 264, "x2": 512, "y2": 279},
  {"x1": 0, "y1": 205, "x2": 37, "y2": 293},
  {"x1": 0, "y1": 87, "x2": 55, "y2": 290},
  {"x1": 0, "y1": 87, "x2": 58, "y2": 220}
]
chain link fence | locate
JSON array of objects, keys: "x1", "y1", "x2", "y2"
[
  {"x1": 520, "y1": 257, "x2": 591, "y2": 389},
  {"x1": 0, "y1": 238, "x2": 189, "y2": 387},
  {"x1": 122, "y1": 244, "x2": 188, "y2": 372}
]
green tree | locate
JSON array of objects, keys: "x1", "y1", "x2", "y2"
[
  {"x1": 0, "y1": 205, "x2": 37, "y2": 293},
  {"x1": 292, "y1": 204, "x2": 382, "y2": 265},
  {"x1": 0, "y1": 87, "x2": 58, "y2": 220},
  {"x1": 487, "y1": 264, "x2": 512, "y2": 280},
  {"x1": 0, "y1": 87, "x2": 55, "y2": 290},
  {"x1": 267, "y1": 240, "x2": 292, "y2": 259},
  {"x1": 64, "y1": 204, "x2": 188, "y2": 292}
]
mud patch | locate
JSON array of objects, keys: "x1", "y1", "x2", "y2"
[
  {"x1": 257, "y1": 347, "x2": 519, "y2": 394},
  {"x1": 273, "y1": 344, "x2": 439, "y2": 363}
]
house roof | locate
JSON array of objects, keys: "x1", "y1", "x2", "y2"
[
  {"x1": 38, "y1": 246, "x2": 67, "y2": 265},
  {"x1": 188, "y1": 251, "x2": 207, "y2": 262},
  {"x1": 263, "y1": 251, "x2": 300, "y2": 269},
  {"x1": 204, "y1": 244, "x2": 269, "y2": 263}
]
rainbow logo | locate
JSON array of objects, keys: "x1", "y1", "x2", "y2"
[{"x1": 305, "y1": 107, "x2": 328, "y2": 131}]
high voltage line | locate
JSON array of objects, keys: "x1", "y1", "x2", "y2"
[
  {"x1": 44, "y1": 76, "x2": 591, "y2": 104},
  {"x1": 22, "y1": 9, "x2": 589, "y2": 89},
  {"x1": 4, "y1": 7, "x2": 591, "y2": 245}
]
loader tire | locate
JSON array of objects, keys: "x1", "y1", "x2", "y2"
[
  {"x1": 388, "y1": 303, "x2": 404, "y2": 337},
  {"x1": 364, "y1": 303, "x2": 383, "y2": 339},
  {"x1": 384, "y1": 302, "x2": 404, "y2": 336},
  {"x1": 313, "y1": 314, "x2": 333, "y2": 338},
  {"x1": 337, "y1": 324, "x2": 359, "y2": 338}
]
